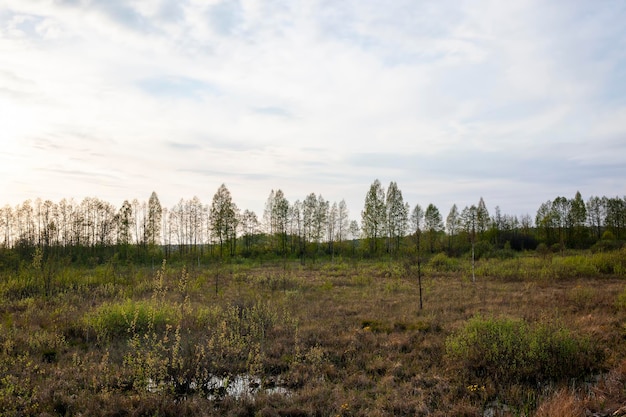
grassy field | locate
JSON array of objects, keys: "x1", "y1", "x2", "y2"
[{"x1": 1, "y1": 249, "x2": 626, "y2": 416}]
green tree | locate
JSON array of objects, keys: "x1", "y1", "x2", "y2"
[
  {"x1": 145, "y1": 191, "x2": 162, "y2": 246},
  {"x1": 262, "y1": 189, "x2": 289, "y2": 253},
  {"x1": 385, "y1": 181, "x2": 408, "y2": 254},
  {"x1": 536, "y1": 200, "x2": 556, "y2": 244},
  {"x1": 273, "y1": 190, "x2": 290, "y2": 255},
  {"x1": 313, "y1": 194, "x2": 328, "y2": 253},
  {"x1": 240, "y1": 209, "x2": 259, "y2": 255},
  {"x1": 289, "y1": 200, "x2": 303, "y2": 255},
  {"x1": 361, "y1": 179, "x2": 386, "y2": 255},
  {"x1": 605, "y1": 196, "x2": 626, "y2": 240},
  {"x1": 551, "y1": 196, "x2": 570, "y2": 250},
  {"x1": 410, "y1": 204, "x2": 424, "y2": 251},
  {"x1": 446, "y1": 204, "x2": 460, "y2": 253},
  {"x1": 209, "y1": 184, "x2": 238, "y2": 257},
  {"x1": 476, "y1": 197, "x2": 490, "y2": 238},
  {"x1": 424, "y1": 203, "x2": 443, "y2": 253},
  {"x1": 117, "y1": 200, "x2": 133, "y2": 259},
  {"x1": 302, "y1": 193, "x2": 317, "y2": 253},
  {"x1": 461, "y1": 205, "x2": 478, "y2": 281},
  {"x1": 568, "y1": 191, "x2": 587, "y2": 247},
  {"x1": 586, "y1": 196, "x2": 604, "y2": 240}
]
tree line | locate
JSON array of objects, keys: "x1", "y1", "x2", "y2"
[{"x1": 1, "y1": 181, "x2": 624, "y2": 265}]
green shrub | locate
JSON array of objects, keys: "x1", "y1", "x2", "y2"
[
  {"x1": 551, "y1": 255, "x2": 598, "y2": 278},
  {"x1": 590, "y1": 249, "x2": 626, "y2": 275},
  {"x1": 428, "y1": 253, "x2": 461, "y2": 272},
  {"x1": 446, "y1": 315, "x2": 601, "y2": 386},
  {"x1": 84, "y1": 299, "x2": 177, "y2": 342}
]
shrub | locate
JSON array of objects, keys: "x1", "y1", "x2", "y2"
[
  {"x1": 591, "y1": 248, "x2": 626, "y2": 275},
  {"x1": 446, "y1": 315, "x2": 602, "y2": 387},
  {"x1": 84, "y1": 299, "x2": 177, "y2": 342},
  {"x1": 428, "y1": 253, "x2": 461, "y2": 272}
]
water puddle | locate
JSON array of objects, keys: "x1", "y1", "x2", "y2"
[
  {"x1": 147, "y1": 374, "x2": 291, "y2": 400},
  {"x1": 206, "y1": 374, "x2": 290, "y2": 400}
]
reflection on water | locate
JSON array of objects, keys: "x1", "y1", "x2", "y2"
[{"x1": 147, "y1": 374, "x2": 291, "y2": 400}]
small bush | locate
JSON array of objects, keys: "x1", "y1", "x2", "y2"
[
  {"x1": 591, "y1": 248, "x2": 626, "y2": 275},
  {"x1": 428, "y1": 253, "x2": 461, "y2": 272},
  {"x1": 84, "y1": 299, "x2": 177, "y2": 341},
  {"x1": 446, "y1": 315, "x2": 602, "y2": 387}
]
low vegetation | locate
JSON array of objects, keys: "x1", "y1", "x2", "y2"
[{"x1": 1, "y1": 248, "x2": 626, "y2": 416}]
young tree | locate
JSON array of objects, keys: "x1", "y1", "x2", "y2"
[
  {"x1": 302, "y1": 193, "x2": 317, "y2": 246},
  {"x1": 117, "y1": 200, "x2": 133, "y2": 251},
  {"x1": 424, "y1": 203, "x2": 443, "y2": 253},
  {"x1": 273, "y1": 190, "x2": 290, "y2": 255},
  {"x1": 209, "y1": 184, "x2": 238, "y2": 257},
  {"x1": 605, "y1": 196, "x2": 626, "y2": 240},
  {"x1": 146, "y1": 191, "x2": 162, "y2": 246},
  {"x1": 476, "y1": 197, "x2": 490, "y2": 238},
  {"x1": 240, "y1": 209, "x2": 259, "y2": 255},
  {"x1": 551, "y1": 196, "x2": 570, "y2": 250},
  {"x1": 461, "y1": 205, "x2": 478, "y2": 282},
  {"x1": 263, "y1": 190, "x2": 275, "y2": 237},
  {"x1": 586, "y1": 196, "x2": 604, "y2": 240},
  {"x1": 536, "y1": 200, "x2": 555, "y2": 244},
  {"x1": 337, "y1": 199, "x2": 350, "y2": 245},
  {"x1": 361, "y1": 179, "x2": 386, "y2": 255},
  {"x1": 385, "y1": 181, "x2": 408, "y2": 254},
  {"x1": 446, "y1": 204, "x2": 460, "y2": 253},
  {"x1": 410, "y1": 203, "x2": 425, "y2": 309},
  {"x1": 262, "y1": 189, "x2": 289, "y2": 253},
  {"x1": 568, "y1": 191, "x2": 587, "y2": 247},
  {"x1": 348, "y1": 220, "x2": 360, "y2": 256},
  {"x1": 327, "y1": 201, "x2": 338, "y2": 256},
  {"x1": 410, "y1": 204, "x2": 424, "y2": 251},
  {"x1": 311, "y1": 194, "x2": 328, "y2": 255},
  {"x1": 0, "y1": 205, "x2": 12, "y2": 248},
  {"x1": 289, "y1": 200, "x2": 303, "y2": 255}
]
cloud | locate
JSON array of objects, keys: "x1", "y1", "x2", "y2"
[
  {"x1": 251, "y1": 106, "x2": 292, "y2": 118},
  {"x1": 1, "y1": 0, "x2": 624, "y2": 217},
  {"x1": 207, "y1": 0, "x2": 243, "y2": 35},
  {"x1": 137, "y1": 76, "x2": 221, "y2": 100},
  {"x1": 165, "y1": 141, "x2": 203, "y2": 151}
]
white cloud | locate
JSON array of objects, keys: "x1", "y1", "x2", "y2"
[{"x1": 1, "y1": 0, "x2": 624, "y2": 216}]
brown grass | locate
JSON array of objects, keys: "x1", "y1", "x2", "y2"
[{"x1": 1, "y1": 256, "x2": 625, "y2": 416}]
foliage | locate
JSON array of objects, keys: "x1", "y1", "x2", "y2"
[
  {"x1": 427, "y1": 252, "x2": 461, "y2": 272},
  {"x1": 83, "y1": 299, "x2": 177, "y2": 342},
  {"x1": 446, "y1": 315, "x2": 602, "y2": 386}
]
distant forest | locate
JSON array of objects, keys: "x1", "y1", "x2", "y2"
[{"x1": 1, "y1": 180, "x2": 624, "y2": 265}]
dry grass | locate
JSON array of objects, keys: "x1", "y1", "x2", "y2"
[{"x1": 1, "y1": 254, "x2": 625, "y2": 416}]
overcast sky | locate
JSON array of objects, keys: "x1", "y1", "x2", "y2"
[{"x1": 1, "y1": 0, "x2": 625, "y2": 220}]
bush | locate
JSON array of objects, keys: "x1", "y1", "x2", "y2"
[
  {"x1": 84, "y1": 299, "x2": 177, "y2": 342},
  {"x1": 428, "y1": 253, "x2": 461, "y2": 272},
  {"x1": 446, "y1": 315, "x2": 602, "y2": 387},
  {"x1": 591, "y1": 248, "x2": 626, "y2": 275}
]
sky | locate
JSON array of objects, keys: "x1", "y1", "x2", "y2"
[{"x1": 1, "y1": 0, "x2": 625, "y2": 221}]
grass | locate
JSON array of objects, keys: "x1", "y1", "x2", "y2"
[{"x1": 0, "y1": 250, "x2": 625, "y2": 415}]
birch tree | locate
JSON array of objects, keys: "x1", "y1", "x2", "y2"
[
  {"x1": 209, "y1": 184, "x2": 238, "y2": 257},
  {"x1": 385, "y1": 181, "x2": 408, "y2": 254},
  {"x1": 361, "y1": 179, "x2": 386, "y2": 254},
  {"x1": 424, "y1": 203, "x2": 443, "y2": 253},
  {"x1": 146, "y1": 191, "x2": 162, "y2": 246},
  {"x1": 446, "y1": 204, "x2": 460, "y2": 253}
]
